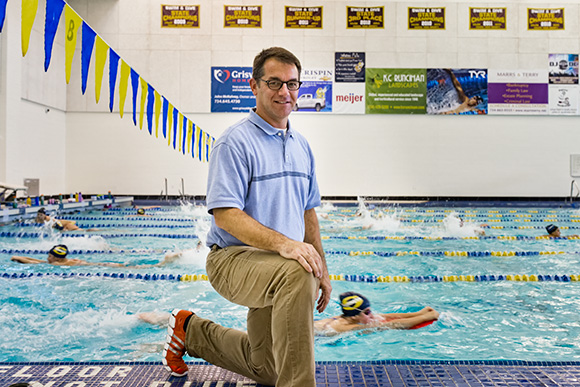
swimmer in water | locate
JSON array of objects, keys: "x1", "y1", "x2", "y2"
[
  {"x1": 11, "y1": 244, "x2": 183, "y2": 268},
  {"x1": 314, "y1": 292, "x2": 439, "y2": 336},
  {"x1": 35, "y1": 208, "x2": 97, "y2": 231},
  {"x1": 545, "y1": 224, "x2": 579, "y2": 238},
  {"x1": 438, "y1": 69, "x2": 483, "y2": 115}
]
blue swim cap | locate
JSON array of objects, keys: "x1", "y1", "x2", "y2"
[
  {"x1": 339, "y1": 292, "x2": 370, "y2": 317},
  {"x1": 546, "y1": 224, "x2": 558, "y2": 234},
  {"x1": 137, "y1": 208, "x2": 145, "y2": 215},
  {"x1": 54, "y1": 221, "x2": 64, "y2": 230}
]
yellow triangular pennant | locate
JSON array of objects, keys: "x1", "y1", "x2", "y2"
[
  {"x1": 167, "y1": 103, "x2": 174, "y2": 146},
  {"x1": 178, "y1": 113, "x2": 184, "y2": 152},
  {"x1": 186, "y1": 120, "x2": 193, "y2": 154},
  {"x1": 21, "y1": 0, "x2": 39, "y2": 56},
  {"x1": 139, "y1": 78, "x2": 148, "y2": 130},
  {"x1": 118, "y1": 60, "x2": 130, "y2": 118},
  {"x1": 154, "y1": 91, "x2": 161, "y2": 138},
  {"x1": 94, "y1": 36, "x2": 108, "y2": 103},
  {"x1": 64, "y1": 5, "x2": 82, "y2": 84}
]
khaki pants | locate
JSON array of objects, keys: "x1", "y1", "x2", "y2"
[{"x1": 185, "y1": 245, "x2": 319, "y2": 387}]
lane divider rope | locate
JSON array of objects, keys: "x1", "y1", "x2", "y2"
[{"x1": 1, "y1": 272, "x2": 579, "y2": 283}]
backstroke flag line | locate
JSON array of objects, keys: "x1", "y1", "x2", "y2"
[{"x1": 7, "y1": 0, "x2": 214, "y2": 161}]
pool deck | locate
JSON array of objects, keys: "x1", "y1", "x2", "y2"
[{"x1": 2, "y1": 360, "x2": 580, "y2": 386}]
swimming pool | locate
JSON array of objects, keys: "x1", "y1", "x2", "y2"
[{"x1": 1, "y1": 201, "x2": 580, "y2": 363}]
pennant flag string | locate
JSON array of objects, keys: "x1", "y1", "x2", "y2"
[
  {"x1": 80, "y1": 22, "x2": 96, "y2": 94},
  {"x1": 0, "y1": 0, "x2": 8, "y2": 32},
  {"x1": 44, "y1": 0, "x2": 65, "y2": 72},
  {"x1": 5, "y1": 0, "x2": 214, "y2": 161},
  {"x1": 108, "y1": 49, "x2": 120, "y2": 112},
  {"x1": 21, "y1": 0, "x2": 39, "y2": 56}
]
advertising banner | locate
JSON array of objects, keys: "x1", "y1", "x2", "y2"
[
  {"x1": 549, "y1": 54, "x2": 579, "y2": 84},
  {"x1": 285, "y1": 6, "x2": 323, "y2": 29},
  {"x1": 333, "y1": 83, "x2": 365, "y2": 114},
  {"x1": 293, "y1": 69, "x2": 333, "y2": 112},
  {"x1": 408, "y1": 7, "x2": 445, "y2": 30},
  {"x1": 469, "y1": 7, "x2": 506, "y2": 30},
  {"x1": 366, "y1": 68, "x2": 427, "y2": 114},
  {"x1": 427, "y1": 69, "x2": 487, "y2": 115},
  {"x1": 548, "y1": 54, "x2": 579, "y2": 115},
  {"x1": 549, "y1": 85, "x2": 578, "y2": 115},
  {"x1": 335, "y1": 52, "x2": 365, "y2": 83},
  {"x1": 488, "y1": 70, "x2": 548, "y2": 115},
  {"x1": 528, "y1": 8, "x2": 564, "y2": 30},
  {"x1": 346, "y1": 6, "x2": 384, "y2": 29},
  {"x1": 224, "y1": 5, "x2": 261, "y2": 28},
  {"x1": 211, "y1": 67, "x2": 255, "y2": 112},
  {"x1": 161, "y1": 5, "x2": 200, "y2": 28}
]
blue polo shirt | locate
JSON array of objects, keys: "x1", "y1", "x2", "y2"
[{"x1": 206, "y1": 109, "x2": 321, "y2": 248}]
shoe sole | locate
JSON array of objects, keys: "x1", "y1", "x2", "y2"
[{"x1": 162, "y1": 308, "x2": 188, "y2": 377}]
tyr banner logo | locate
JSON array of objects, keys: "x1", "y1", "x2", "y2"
[
  {"x1": 469, "y1": 70, "x2": 486, "y2": 79},
  {"x1": 214, "y1": 69, "x2": 231, "y2": 83}
]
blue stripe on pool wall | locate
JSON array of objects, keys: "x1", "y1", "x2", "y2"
[{"x1": 252, "y1": 171, "x2": 311, "y2": 182}]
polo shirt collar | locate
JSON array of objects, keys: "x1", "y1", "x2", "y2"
[{"x1": 249, "y1": 109, "x2": 294, "y2": 138}]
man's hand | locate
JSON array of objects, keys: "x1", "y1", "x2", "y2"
[
  {"x1": 316, "y1": 275, "x2": 332, "y2": 313},
  {"x1": 278, "y1": 240, "x2": 323, "y2": 278}
]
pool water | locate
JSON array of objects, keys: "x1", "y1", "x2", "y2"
[{"x1": 1, "y1": 202, "x2": 580, "y2": 363}]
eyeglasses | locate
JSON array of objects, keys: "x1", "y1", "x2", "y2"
[{"x1": 259, "y1": 78, "x2": 302, "y2": 91}]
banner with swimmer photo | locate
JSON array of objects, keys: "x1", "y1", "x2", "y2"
[
  {"x1": 365, "y1": 68, "x2": 426, "y2": 114},
  {"x1": 426, "y1": 69, "x2": 488, "y2": 115}
]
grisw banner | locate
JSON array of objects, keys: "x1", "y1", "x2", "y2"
[{"x1": 211, "y1": 67, "x2": 255, "y2": 112}]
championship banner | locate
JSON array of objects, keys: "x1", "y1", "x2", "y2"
[
  {"x1": 408, "y1": 7, "x2": 445, "y2": 30},
  {"x1": 293, "y1": 69, "x2": 333, "y2": 113},
  {"x1": 426, "y1": 69, "x2": 487, "y2": 115},
  {"x1": 224, "y1": 5, "x2": 261, "y2": 28},
  {"x1": 469, "y1": 7, "x2": 506, "y2": 30},
  {"x1": 284, "y1": 6, "x2": 322, "y2": 29},
  {"x1": 161, "y1": 5, "x2": 199, "y2": 28},
  {"x1": 366, "y1": 68, "x2": 427, "y2": 114},
  {"x1": 211, "y1": 66, "x2": 254, "y2": 112},
  {"x1": 346, "y1": 6, "x2": 383, "y2": 29},
  {"x1": 549, "y1": 54, "x2": 578, "y2": 85},
  {"x1": 335, "y1": 52, "x2": 365, "y2": 83},
  {"x1": 528, "y1": 8, "x2": 564, "y2": 30},
  {"x1": 488, "y1": 70, "x2": 548, "y2": 115}
]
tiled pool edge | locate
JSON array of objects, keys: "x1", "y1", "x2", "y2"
[{"x1": 2, "y1": 360, "x2": 580, "y2": 386}]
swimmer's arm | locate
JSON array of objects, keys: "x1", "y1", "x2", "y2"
[
  {"x1": 11, "y1": 256, "x2": 45, "y2": 264},
  {"x1": 376, "y1": 310, "x2": 439, "y2": 330},
  {"x1": 379, "y1": 307, "x2": 437, "y2": 320}
]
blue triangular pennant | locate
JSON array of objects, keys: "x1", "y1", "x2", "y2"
[
  {"x1": 108, "y1": 49, "x2": 120, "y2": 112},
  {"x1": 80, "y1": 22, "x2": 96, "y2": 95},
  {"x1": 44, "y1": 0, "x2": 65, "y2": 72}
]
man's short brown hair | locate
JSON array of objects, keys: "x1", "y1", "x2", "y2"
[{"x1": 252, "y1": 47, "x2": 302, "y2": 81}]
